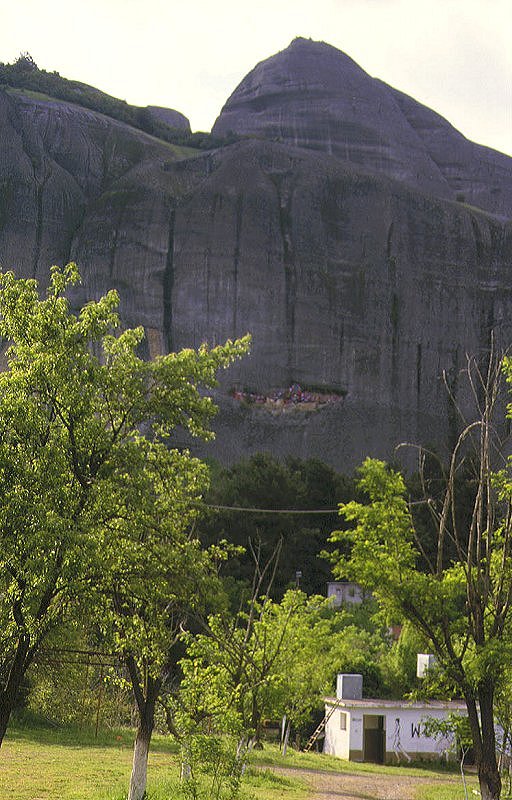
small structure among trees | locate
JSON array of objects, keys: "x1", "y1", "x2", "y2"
[{"x1": 327, "y1": 581, "x2": 367, "y2": 606}]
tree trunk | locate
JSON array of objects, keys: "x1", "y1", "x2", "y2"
[
  {"x1": 465, "y1": 685, "x2": 502, "y2": 800},
  {"x1": 125, "y1": 664, "x2": 159, "y2": 800},
  {"x1": 478, "y1": 765, "x2": 502, "y2": 800},
  {"x1": 0, "y1": 636, "x2": 31, "y2": 748},
  {"x1": 477, "y1": 683, "x2": 502, "y2": 800},
  {"x1": 250, "y1": 698, "x2": 263, "y2": 749},
  {"x1": 0, "y1": 694, "x2": 12, "y2": 747},
  {"x1": 128, "y1": 722, "x2": 153, "y2": 800}
]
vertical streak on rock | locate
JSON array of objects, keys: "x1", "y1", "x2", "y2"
[
  {"x1": 64, "y1": 201, "x2": 87, "y2": 266},
  {"x1": 32, "y1": 162, "x2": 51, "y2": 278},
  {"x1": 232, "y1": 194, "x2": 243, "y2": 338},
  {"x1": 445, "y1": 346, "x2": 460, "y2": 452},
  {"x1": 390, "y1": 292, "x2": 399, "y2": 395},
  {"x1": 33, "y1": 178, "x2": 44, "y2": 278},
  {"x1": 387, "y1": 222, "x2": 398, "y2": 399},
  {"x1": 386, "y1": 222, "x2": 394, "y2": 259},
  {"x1": 488, "y1": 224, "x2": 507, "y2": 351},
  {"x1": 416, "y1": 343, "x2": 422, "y2": 406},
  {"x1": 163, "y1": 205, "x2": 175, "y2": 354},
  {"x1": 339, "y1": 321, "x2": 344, "y2": 359},
  {"x1": 277, "y1": 179, "x2": 295, "y2": 381},
  {"x1": 470, "y1": 216, "x2": 484, "y2": 262},
  {"x1": 205, "y1": 248, "x2": 210, "y2": 340},
  {"x1": 108, "y1": 223, "x2": 119, "y2": 280}
]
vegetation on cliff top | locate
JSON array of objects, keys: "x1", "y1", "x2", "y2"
[{"x1": 0, "y1": 53, "x2": 239, "y2": 151}]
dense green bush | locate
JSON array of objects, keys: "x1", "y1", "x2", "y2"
[{"x1": 199, "y1": 454, "x2": 357, "y2": 600}]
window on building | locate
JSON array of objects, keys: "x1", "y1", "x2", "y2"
[{"x1": 340, "y1": 712, "x2": 347, "y2": 730}]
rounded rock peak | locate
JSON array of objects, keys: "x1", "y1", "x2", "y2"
[
  {"x1": 226, "y1": 36, "x2": 370, "y2": 99},
  {"x1": 285, "y1": 35, "x2": 364, "y2": 63},
  {"x1": 144, "y1": 106, "x2": 191, "y2": 133},
  {"x1": 212, "y1": 38, "x2": 450, "y2": 197}
]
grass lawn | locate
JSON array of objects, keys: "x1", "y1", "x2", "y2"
[
  {"x1": 1, "y1": 724, "x2": 168, "y2": 800},
  {"x1": 0, "y1": 722, "x2": 478, "y2": 800},
  {"x1": 0, "y1": 723, "x2": 309, "y2": 800}
]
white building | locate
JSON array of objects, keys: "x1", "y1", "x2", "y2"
[
  {"x1": 323, "y1": 674, "x2": 466, "y2": 763},
  {"x1": 326, "y1": 581, "x2": 368, "y2": 606}
]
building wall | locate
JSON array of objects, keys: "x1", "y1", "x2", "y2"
[
  {"x1": 324, "y1": 707, "x2": 351, "y2": 759},
  {"x1": 327, "y1": 582, "x2": 366, "y2": 606},
  {"x1": 383, "y1": 707, "x2": 454, "y2": 760},
  {"x1": 324, "y1": 704, "x2": 459, "y2": 762}
]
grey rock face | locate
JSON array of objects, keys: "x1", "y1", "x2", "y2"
[
  {"x1": 213, "y1": 38, "x2": 512, "y2": 218},
  {"x1": 382, "y1": 83, "x2": 512, "y2": 219},
  {"x1": 0, "y1": 89, "x2": 195, "y2": 339},
  {"x1": 144, "y1": 106, "x2": 191, "y2": 132},
  {"x1": 168, "y1": 140, "x2": 512, "y2": 468},
  {"x1": 0, "y1": 40, "x2": 512, "y2": 471}
]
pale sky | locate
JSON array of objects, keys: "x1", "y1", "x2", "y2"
[{"x1": 1, "y1": 0, "x2": 511, "y2": 156}]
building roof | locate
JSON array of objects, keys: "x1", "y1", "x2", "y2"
[{"x1": 325, "y1": 697, "x2": 466, "y2": 711}]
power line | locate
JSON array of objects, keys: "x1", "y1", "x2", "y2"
[
  {"x1": 205, "y1": 504, "x2": 339, "y2": 514},
  {"x1": 34, "y1": 658, "x2": 117, "y2": 667},
  {"x1": 42, "y1": 648, "x2": 117, "y2": 657},
  {"x1": 204, "y1": 498, "x2": 430, "y2": 514},
  {"x1": 34, "y1": 647, "x2": 120, "y2": 668}
]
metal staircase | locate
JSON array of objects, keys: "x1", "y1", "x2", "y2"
[{"x1": 303, "y1": 700, "x2": 341, "y2": 752}]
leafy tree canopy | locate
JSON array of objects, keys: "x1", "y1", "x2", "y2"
[{"x1": 0, "y1": 262, "x2": 249, "y2": 752}]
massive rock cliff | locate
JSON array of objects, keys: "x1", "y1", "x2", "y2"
[{"x1": 0, "y1": 39, "x2": 511, "y2": 470}]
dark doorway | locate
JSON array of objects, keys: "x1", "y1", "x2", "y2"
[{"x1": 363, "y1": 714, "x2": 385, "y2": 763}]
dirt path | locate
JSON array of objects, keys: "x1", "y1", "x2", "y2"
[{"x1": 271, "y1": 765, "x2": 462, "y2": 800}]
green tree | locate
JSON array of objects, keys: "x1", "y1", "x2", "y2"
[
  {"x1": 379, "y1": 622, "x2": 429, "y2": 699},
  {"x1": 96, "y1": 442, "x2": 236, "y2": 800},
  {"x1": 327, "y1": 624, "x2": 388, "y2": 698},
  {"x1": 329, "y1": 353, "x2": 512, "y2": 800},
  {"x1": 0, "y1": 263, "x2": 249, "y2": 757},
  {"x1": 179, "y1": 588, "x2": 334, "y2": 750}
]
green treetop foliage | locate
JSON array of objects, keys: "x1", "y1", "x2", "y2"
[
  {"x1": 178, "y1": 589, "x2": 336, "y2": 745},
  {"x1": 0, "y1": 262, "x2": 249, "y2": 752}
]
